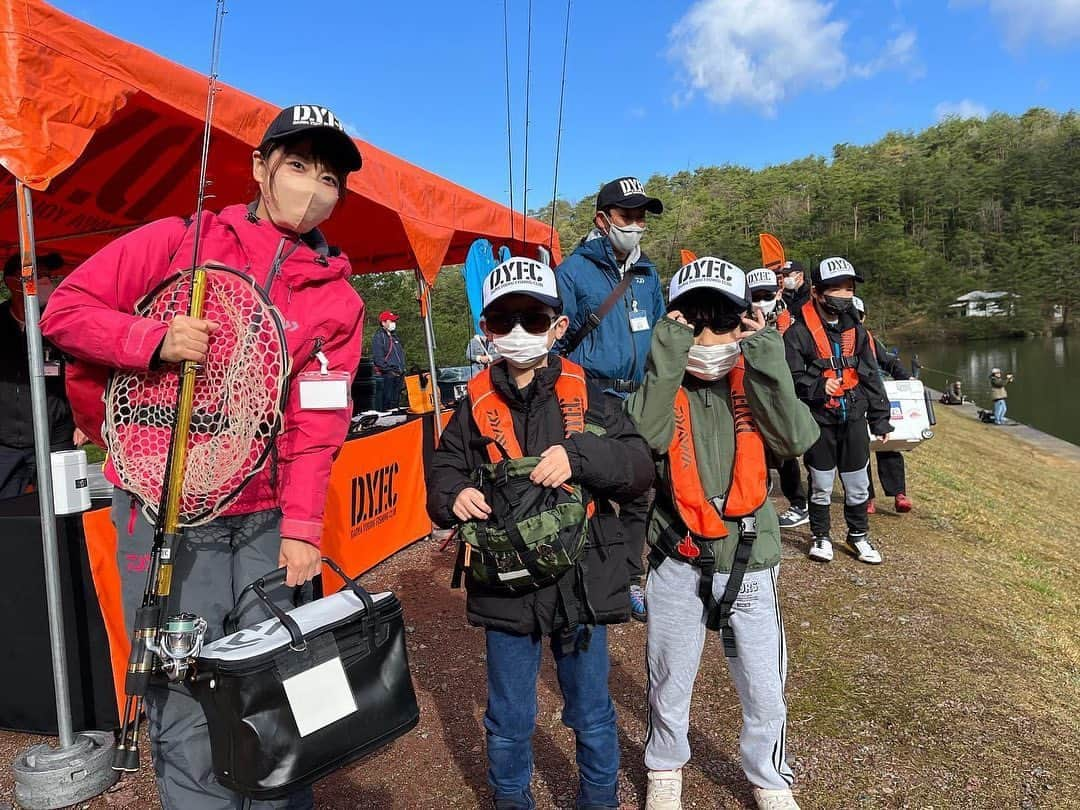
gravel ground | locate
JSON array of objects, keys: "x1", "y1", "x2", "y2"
[{"x1": 2, "y1": 407, "x2": 1078, "y2": 809}]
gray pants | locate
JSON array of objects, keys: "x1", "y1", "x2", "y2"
[
  {"x1": 113, "y1": 493, "x2": 314, "y2": 810},
  {"x1": 644, "y1": 558, "x2": 793, "y2": 791}
]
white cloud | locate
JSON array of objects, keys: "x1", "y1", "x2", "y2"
[
  {"x1": 953, "y1": 0, "x2": 1080, "y2": 48},
  {"x1": 851, "y1": 29, "x2": 920, "y2": 79},
  {"x1": 668, "y1": 0, "x2": 920, "y2": 116},
  {"x1": 935, "y1": 99, "x2": 990, "y2": 121}
]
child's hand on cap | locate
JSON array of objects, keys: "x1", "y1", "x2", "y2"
[
  {"x1": 667, "y1": 310, "x2": 688, "y2": 326},
  {"x1": 737, "y1": 307, "x2": 766, "y2": 337}
]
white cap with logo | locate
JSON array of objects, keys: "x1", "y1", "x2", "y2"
[
  {"x1": 668, "y1": 257, "x2": 749, "y2": 308},
  {"x1": 482, "y1": 257, "x2": 562, "y2": 313},
  {"x1": 747, "y1": 267, "x2": 780, "y2": 294}
]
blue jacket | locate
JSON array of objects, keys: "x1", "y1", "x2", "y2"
[
  {"x1": 371, "y1": 327, "x2": 405, "y2": 375},
  {"x1": 555, "y1": 234, "x2": 666, "y2": 390}
]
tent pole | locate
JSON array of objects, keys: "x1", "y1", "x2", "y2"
[
  {"x1": 415, "y1": 270, "x2": 443, "y2": 441},
  {"x1": 15, "y1": 182, "x2": 74, "y2": 748},
  {"x1": 11, "y1": 182, "x2": 116, "y2": 809}
]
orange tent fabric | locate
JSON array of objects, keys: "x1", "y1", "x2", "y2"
[{"x1": 0, "y1": 0, "x2": 561, "y2": 283}]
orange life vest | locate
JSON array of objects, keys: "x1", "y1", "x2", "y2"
[
  {"x1": 776, "y1": 308, "x2": 793, "y2": 335},
  {"x1": 800, "y1": 299, "x2": 859, "y2": 409},
  {"x1": 467, "y1": 358, "x2": 595, "y2": 516},
  {"x1": 468, "y1": 358, "x2": 588, "y2": 462},
  {"x1": 666, "y1": 358, "x2": 769, "y2": 543}
]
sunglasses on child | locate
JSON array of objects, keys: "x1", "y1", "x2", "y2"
[{"x1": 484, "y1": 311, "x2": 557, "y2": 336}]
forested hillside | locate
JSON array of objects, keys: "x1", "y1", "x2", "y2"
[{"x1": 355, "y1": 108, "x2": 1079, "y2": 367}]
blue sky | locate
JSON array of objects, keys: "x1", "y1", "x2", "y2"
[{"x1": 49, "y1": 0, "x2": 1080, "y2": 213}]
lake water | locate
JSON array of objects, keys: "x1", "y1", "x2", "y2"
[{"x1": 906, "y1": 334, "x2": 1080, "y2": 447}]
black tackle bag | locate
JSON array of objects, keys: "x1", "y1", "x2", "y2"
[{"x1": 189, "y1": 558, "x2": 419, "y2": 799}]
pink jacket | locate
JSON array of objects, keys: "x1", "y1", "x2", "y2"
[{"x1": 41, "y1": 204, "x2": 365, "y2": 546}]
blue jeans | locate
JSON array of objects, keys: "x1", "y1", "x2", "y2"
[
  {"x1": 484, "y1": 626, "x2": 619, "y2": 809},
  {"x1": 993, "y1": 398, "x2": 1007, "y2": 424}
]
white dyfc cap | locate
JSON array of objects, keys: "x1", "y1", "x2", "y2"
[
  {"x1": 668, "y1": 257, "x2": 749, "y2": 308},
  {"x1": 482, "y1": 257, "x2": 562, "y2": 312},
  {"x1": 747, "y1": 267, "x2": 780, "y2": 294}
]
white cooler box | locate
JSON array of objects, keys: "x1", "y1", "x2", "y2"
[{"x1": 870, "y1": 379, "x2": 934, "y2": 452}]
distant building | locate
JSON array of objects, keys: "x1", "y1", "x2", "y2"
[{"x1": 947, "y1": 290, "x2": 1019, "y2": 318}]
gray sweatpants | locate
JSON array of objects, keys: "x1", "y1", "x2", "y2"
[
  {"x1": 644, "y1": 558, "x2": 794, "y2": 791},
  {"x1": 113, "y1": 493, "x2": 314, "y2": 810}
]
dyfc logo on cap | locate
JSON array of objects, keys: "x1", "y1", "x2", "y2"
[
  {"x1": 488, "y1": 259, "x2": 543, "y2": 291},
  {"x1": 291, "y1": 105, "x2": 345, "y2": 132}
]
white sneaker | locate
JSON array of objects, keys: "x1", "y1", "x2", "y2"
[
  {"x1": 847, "y1": 533, "x2": 883, "y2": 564},
  {"x1": 778, "y1": 506, "x2": 809, "y2": 528},
  {"x1": 808, "y1": 536, "x2": 834, "y2": 562},
  {"x1": 753, "y1": 787, "x2": 801, "y2": 810},
  {"x1": 645, "y1": 769, "x2": 683, "y2": 810}
]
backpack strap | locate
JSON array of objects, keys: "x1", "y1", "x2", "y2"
[
  {"x1": 562, "y1": 270, "x2": 636, "y2": 355},
  {"x1": 705, "y1": 516, "x2": 757, "y2": 657}
]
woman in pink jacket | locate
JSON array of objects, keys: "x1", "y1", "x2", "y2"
[{"x1": 41, "y1": 105, "x2": 364, "y2": 810}]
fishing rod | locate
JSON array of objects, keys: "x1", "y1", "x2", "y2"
[
  {"x1": 547, "y1": 0, "x2": 571, "y2": 253},
  {"x1": 521, "y1": 0, "x2": 533, "y2": 246},
  {"x1": 502, "y1": 0, "x2": 515, "y2": 242},
  {"x1": 114, "y1": 0, "x2": 225, "y2": 772}
]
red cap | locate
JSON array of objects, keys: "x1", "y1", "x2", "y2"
[{"x1": 378, "y1": 311, "x2": 399, "y2": 322}]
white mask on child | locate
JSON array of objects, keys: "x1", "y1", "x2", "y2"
[
  {"x1": 491, "y1": 324, "x2": 552, "y2": 369},
  {"x1": 686, "y1": 342, "x2": 741, "y2": 381}
]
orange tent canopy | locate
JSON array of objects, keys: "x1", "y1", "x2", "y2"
[{"x1": 0, "y1": 0, "x2": 560, "y2": 283}]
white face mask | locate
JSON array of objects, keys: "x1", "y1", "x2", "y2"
[
  {"x1": 491, "y1": 324, "x2": 552, "y2": 369},
  {"x1": 602, "y1": 213, "x2": 645, "y2": 256},
  {"x1": 686, "y1": 342, "x2": 741, "y2": 381},
  {"x1": 259, "y1": 167, "x2": 338, "y2": 234},
  {"x1": 753, "y1": 298, "x2": 778, "y2": 317},
  {"x1": 385, "y1": 321, "x2": 396, "y2": 332},
  {"x1": 783, "y1": 276, "x2": 800, "y2": 291}
]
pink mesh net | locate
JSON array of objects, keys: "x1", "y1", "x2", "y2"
[{"x1": 105, "y1": 265, "x2": 289, "y2": 526}]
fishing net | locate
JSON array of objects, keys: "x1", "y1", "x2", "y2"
[{"x1": 105, "y1": 265, "x2": 289, "y2": 527}]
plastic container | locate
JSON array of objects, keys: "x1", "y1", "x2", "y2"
[
  {"x1": 436, "y1": 366, "x2": 473, "y2": 405},
  {"x1": 870, "y1": 380, "x2": 934, "y2": 452},
  {"x1": 51, "y1": 449, "x2": 91, "y2": 514}
]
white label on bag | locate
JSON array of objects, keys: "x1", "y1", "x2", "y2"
[
  {"x1": 283, "y1": 657, "x2": 357, "y2": 737},
  {"x1": 298, "y1": 372, "x2": 349, "y2": 410}
]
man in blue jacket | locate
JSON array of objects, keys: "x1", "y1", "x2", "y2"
[
  {"x1": 372, "y1": 310, "x2": 406, "y2": 410},
  {"x1": 555, "y1": 176, "x2": 665, "y2": 621}
]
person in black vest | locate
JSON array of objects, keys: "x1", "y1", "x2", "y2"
[
  {"x1": 428, "y1": 258, "x2": 653, "y2": 810},
  {"x1": 371, "y1": 310, "x2": 405, "y2": 410},
  {"x1": 0, "y1": 253, "x2": 80, "y2": 499},
  {"x1": 784, "y1": 258, "x2": 893, "y2": 565},
  {"x1": 852, "y1": 296, "x2": 914, "y2": 515}
]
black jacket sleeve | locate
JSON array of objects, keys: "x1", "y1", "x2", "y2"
[
  {"x1": 784, "y1": 322, "x2": 829, "y2": 405},
  {"x1": 872, "y1": 338, "x2": 910, "y2": 380},
  {"x1": 371, "y1": 329, "x2": 390, "y2": 373},
  {"x1": 857, "y1": 330, "x2": 893, "y2": 435},
  {"x1": 560, "y1": 389, "x2": 654, "y2": 505},
  {"x1": 426, "y1": 402, "x2": 477, "y2": 528}
]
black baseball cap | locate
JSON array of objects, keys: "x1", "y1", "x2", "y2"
[
  {"x1": 811, "y1": 256, "x2": 864, "y2": 287},
  {"x1": 260, "y1": 105, "x2": 362, "y2": 172},
  {"x1": 4, "y1": 252, "x2": 64, "y2": 278},
  {"x1": 779, "y1": 260, "x2": 805, "y2": 275},
  {"x1": 596, "y1": 177, "x2": 664, "y2": 215}
]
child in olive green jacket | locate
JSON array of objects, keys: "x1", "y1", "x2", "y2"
[{"x1": 626, "y1": 257, "x2": 819, "y2": 810}]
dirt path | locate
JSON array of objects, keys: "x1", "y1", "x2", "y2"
[{"x1": 3, "y1": 407, "x2": 1078, "y2": 808}]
